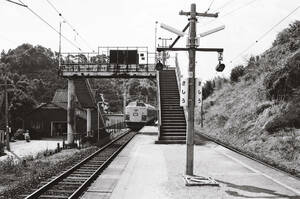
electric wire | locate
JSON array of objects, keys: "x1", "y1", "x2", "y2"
[
  {"x1": 205, "y1": 0, "x2": 215, "y2": 13},
  {"x1": 45, "y1": 0, "x2": 95, "y2": 52},
  {"x1": 211, "y1": 0, "x2": 235, "y2": 13},
  {"x1": 229, "y1": 5, "x2": 300, "y2": 63},
  {"x1": 17, "y1": 0, "x2": 82, "y2": 51},
  {"x1": 221, "y1": 0, "x2": 258, "y2": 18},
  {"x1": 5, "y1": 0, "x2": 27, "y2": 7},
  {"x1": 201, "y1": 0, "x2": 259, "y2": 27}
]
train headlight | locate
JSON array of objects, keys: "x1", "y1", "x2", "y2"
[{"x1": 142, "y1": 115, "x2": 147, "y2": 121}]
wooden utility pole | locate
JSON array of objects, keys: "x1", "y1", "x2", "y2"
[
  {"x1": 4, "y1": 76, "x2": 10, "y2": 151},
  {"x1": 179, "y1": 3, "x2": 218, "y2": 177},
  {"x1": 157, "y1": 3, "x2": 223, "y2": 185}
]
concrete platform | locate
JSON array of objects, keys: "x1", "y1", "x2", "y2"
[
  {"x1": 82, "y1": 135, "x2": 300, "y2": 199},
  {"x1": 138, "y1": 126, "x2": 158, "y2": 135}
]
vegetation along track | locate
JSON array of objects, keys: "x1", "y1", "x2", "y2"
[
  {"x1": 197, "y1": 132, "x2": 300, "y2": 180},
  {"x1": 21, "y1": 130, "x2": 137, "y2": 199}
]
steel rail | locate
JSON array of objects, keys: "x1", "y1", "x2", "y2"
[
  {"x1": 196, "y1": 132, "x2": 300, "y2": 180},
  {"x1": 25, "y1": 130, "x2": 136, "y2": 199},
  {"x1": 68, "y1": 131, "x2": 136, "y2": 198}
]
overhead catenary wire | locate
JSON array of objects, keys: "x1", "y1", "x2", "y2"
[
  {"x1": 16, "y1": 0, "x2": 82, "y2": 51},
  {"x1": 205, "y1": 0, "x2": 215, "y2": 13},
  {"x1": 201, "y1": 0, "x2": 259, "y2": 27},
  {"x1": 211, "y1": 0, "x2": 235, "y2": 13},
  {"x1": 5, "y1": 0, "x2": 27, "y2": 7},
  {"x1": 229, "y1": 5, "x2": 300, "y2": 64},
  {"x1": 45, "y1": 0, "x2": 95, "y2": 52}
]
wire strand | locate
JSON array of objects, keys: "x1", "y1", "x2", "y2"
[
  {"x1": 230, "y1": 5, "x2": 300, "y2": 63},
  {"x1": 17, "y1": 0, "x2": 82, "y2": 51},
  {"x1": 211, "y1": 0, "x2": 235, "y2": 13},
  {"x1": 45, "y1": 0, "x2": 94, "y2": 52},
  {"x1": 201, "y1": 0, "x2": 259, "y2": 27},
  {"x1": 205, "y1": 0, "x2": 215, "y2": 13}
]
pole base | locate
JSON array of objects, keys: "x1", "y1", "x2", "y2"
[{"x1": 184, "y1": 175, "x2": 219, "y2": 186}]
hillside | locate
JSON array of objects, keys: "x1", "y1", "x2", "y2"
[{"x1": 196, "y1": 21, "x2": 300, "y2": 175}]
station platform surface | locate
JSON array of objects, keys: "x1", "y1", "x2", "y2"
[{"x1": 82, "y1": 134, "x2": 300, "y2": 199}]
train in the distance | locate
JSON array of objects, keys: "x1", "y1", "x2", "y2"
[{"x1": 124, "y1": 100, "x2": 157, "y2": 130}]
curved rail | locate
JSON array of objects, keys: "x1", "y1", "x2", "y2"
[
  {"x1": 196, "y1": 132, "x2": 300, "y2": 180},
  {"x1": 24, "y1": 130, "x2": 136, "y2": 199}
]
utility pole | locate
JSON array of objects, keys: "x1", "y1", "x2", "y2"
[
  {"x1": 4, "y1": 76, "x2": 10, "y2": 151},
  {"x1": 59, "y1": 20, "x2": 62, "y2": 68},
  {"x1": 154, "y1": 21, "x2": 158, "y2": 63},
  {"x1": 123, "y1": 80, "x2": 127, "y2": 114},
  {"x1": 183, "y1": 4, "x2": 196, "y2": 176},
  {"x1": 157, "y1": 3, "x2": 224, "y2": 186},
  {"x1": 0, "y1": 75, "x2": 13, "y2": 151},
  {"x1": 179, "y1": 3, "x2": 219, "y2": 177}
]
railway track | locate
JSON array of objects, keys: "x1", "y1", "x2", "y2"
[
  {"x1": 196, "y1": 132, "x2": 300, "y2": 180},
  {"x1": 21, "y1": 130, "x2": 136, "y2": 199}
]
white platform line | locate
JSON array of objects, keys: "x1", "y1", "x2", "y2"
[{"x1": 216, "y1": 149, "x2": 300, "y2": 195}]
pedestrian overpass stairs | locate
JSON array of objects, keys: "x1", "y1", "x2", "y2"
[
  {"x1": 73, "y1": 78, "x2": 96, "y2": 109},
  {"x1": 156, "y1": 69, "x2": 186, "y2": 144},
  {"x1": 73, "y1": 78, "x2": 105, "y2": 130}
]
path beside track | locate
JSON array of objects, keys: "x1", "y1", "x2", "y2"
[{"x1": 82, "y1": 134, "x2": 300, "y2": 199}]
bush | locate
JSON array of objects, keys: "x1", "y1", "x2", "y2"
[
  {"x1": 263, "y1": 51, "x2": 300, "y2": 100},
  {"x1": 14, "y1": 129, "x2": 25, "y2": 140},
  {"x1": 272, "y1": 21, "x2": 300, "y2": 47},
  {"x1": 202, "y1": 80, "x2": 214, "y2": 99},
  {"x1": 230, "y1": 65, "x2": 245, "y2": 82}
]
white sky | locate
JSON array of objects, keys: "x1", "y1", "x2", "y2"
[{"x1": 0, "y1": 0, "x2": 299, "y2": 80}]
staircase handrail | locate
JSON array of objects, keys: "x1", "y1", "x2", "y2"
[
  {"x1": 85, "y1": 79, "x2": 97, "y2": 108},
  {"x1": 156, "y1": 70, "x2": 161, "y2": 139},
  {"x1": 174, "y1": 54, "x2": 188, "y2": 121}
]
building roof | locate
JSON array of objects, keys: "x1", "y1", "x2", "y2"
[
  {"x1": 33, "y1": 102, "x2": 86, "y2": 120},
  {"x1": 52, "y1": 89, "x2": 75, "y2": 103}
]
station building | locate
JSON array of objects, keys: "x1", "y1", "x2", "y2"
[{"x1": 25, "y1": 89, "x2": 101, "y2": 138}]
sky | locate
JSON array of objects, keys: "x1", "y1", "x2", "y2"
[{"x1": 0, "y1": 0, "x2": 299, "y2": 80}]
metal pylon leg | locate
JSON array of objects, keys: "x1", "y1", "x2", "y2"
[{"x1": 184, "y1": 174, "x2": 219, "y2": 186}]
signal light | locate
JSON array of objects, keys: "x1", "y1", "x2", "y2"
[
  {"x1": 216, "y1": 63, "x2": 225, "y2": 72},
  {"x1": 155, "y1": 61, "x2": 164, "y2": 71}
]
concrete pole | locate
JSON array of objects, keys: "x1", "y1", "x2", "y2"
[
  {"x1": 123, "y1": 81, "x2": 127, "y2": 114},
  {"x1": 4, "y1": 76, "x2": 10, "y2": 151},
  {"x1": 186, "y1": 3, "x2": 197, "y2": 176},
  {"x1": 86, "y1": 108, "x2": 92, "y2": 136},
  {"x1": 67, "y1": 79, "x2": 76, "y2": 144}
]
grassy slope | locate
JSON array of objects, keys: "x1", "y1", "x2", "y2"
[{"x1": 196, "y1": 22, "x2": 300, "y2": 176}]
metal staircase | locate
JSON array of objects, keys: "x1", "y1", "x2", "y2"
[
  {"x1": 156, "y1": 69, "x2": 186, "y2": 144},
  {"x1": 73, "y1": 79, "x2": 96, "y2": 109}
]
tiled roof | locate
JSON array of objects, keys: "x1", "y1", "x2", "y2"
[{"x1": 52, "y1": 89, "x2": 71, "y2": 103}]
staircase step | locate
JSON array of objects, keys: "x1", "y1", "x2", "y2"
[
  {"x1": 155, "y1": 140, "x2": 186, "y2": 144},
  {"x1": 160, "y1": 136, "x2": 186, "y2": 141},
  {"x1": 162, "y1": 125, "x2": 186, "y2": 129},
  {"x1": 161, "y1": 129, "x2": 186, "y2": 132},
  {"x1": 161, "y1": 132, "x2": 186, "y2": 136},
  {"x1": 162, "y1": 123, "x2": 186, "y2": 126}
]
